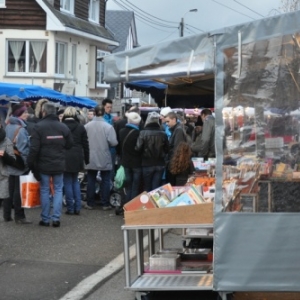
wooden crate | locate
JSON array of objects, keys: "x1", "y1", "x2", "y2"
[{"x1": 124, "y1": 203, "x2": 213, "y2": 225}]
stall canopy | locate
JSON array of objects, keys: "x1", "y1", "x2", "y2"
[
  {"x1": 0, "y1": 82, "x2": 97, "y2": 108},
  {"x1": 103, "y1": 32, "x2": 215, "y2": 101},
  {"x1": 125, "y1": 80, "x2": 167, "y2": 92},
  {"x1": 125, "y1": 80, "x2": 167, "y2": 100}
]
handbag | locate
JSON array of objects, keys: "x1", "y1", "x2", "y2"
[
  {"x1": 12, "y1": 126, "x2": 25, "y2": 170},
  {"x1": 19, "y1": 171, "x2": 41, "y2": 208}
]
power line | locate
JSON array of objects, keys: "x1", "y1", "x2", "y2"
[
  {"x1": 116, "y1": 0, "x2": 177, "y2": 29},
  {"x1": 211, "y1": 0, "x2": 256, "y2": 20},
  {"x1": 113, "y1": 0, "x2": 169, "y2": 32},
  {"x1": 155, "y1": 29, "x2": 180, "y2": 43},
  {"x1": 233, "y1": 0, "x2": 264, "y2": 17},
  {"x1": 185, "y1": 26, "x2": 198, "y2": 35},
  {"x1": 112, "y1": 0, "x2": 175, "y2": 32},
  {"x1": 124, "y1": 0, "x2": 178, "y2": 24},
  {"x1": 185, "y1": 23, "x2": 205, "y2": 33}
]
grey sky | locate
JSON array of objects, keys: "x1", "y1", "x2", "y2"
[{"x1": 106, "y1": 0, "x2": 282, "y2": 46}]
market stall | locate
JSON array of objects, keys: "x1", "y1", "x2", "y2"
[{"x1": 104, "y1": 8, "x2": 300, "y2": 299}]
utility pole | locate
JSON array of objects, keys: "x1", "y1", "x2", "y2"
[
  {"x1": 180, "y1": 18, "x2": 184, "y2": 37},
  {"x1": 179, "y1": 9, "x2": 198, "y2": 37}
]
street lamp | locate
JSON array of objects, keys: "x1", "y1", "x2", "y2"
[{"x1": 180, "y1": 8, "x2": 198, "y2": 37}]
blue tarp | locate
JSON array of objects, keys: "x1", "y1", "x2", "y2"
[
  {"x1": 125, "y1": 80, "x2": 167, "y2": 91},
  {"x1": 125, "y1": 80, "x2": 167, "y2": 100},
  {"x1": 0, "y1": 82, "x2": 97, "y2": 108}
]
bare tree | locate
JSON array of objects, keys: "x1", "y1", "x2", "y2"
[{"x1": 280, "y1": 0, "x2": 300, "y2": 12}]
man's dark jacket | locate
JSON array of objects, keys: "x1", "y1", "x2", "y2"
[
  {"x1": 135, "y1": 123, "x2": 169, "y2": 167},
  {"x1": 119, "y1": 126, "x2": 142, "y2": 168},
  {"x1": 27, "y1": 114, "x2": 73, "y2": 175}
]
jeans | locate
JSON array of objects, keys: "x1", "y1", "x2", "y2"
[
  {"x1": 40, "y1": 173, "x2": 63, "y2": 223},
  {"x1": 3, "y1": 175, "x2": 26, "y2": 220},
  {"x1": 86, "y1": 170, "x2": 111, "y2": 207},
  {"x1": 124, "y1": 167, "x2": 142, "y2": 203},
  {"x1": 63, "y1": 172, "x2": 81, "y2": 213},
  {"x1": 110, "y1": 151, "x2": 116, "y2": 181},
  {"x1": 142, "y1": 165, "x2": 165, "y2": 192}
]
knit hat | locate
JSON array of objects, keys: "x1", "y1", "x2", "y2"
[
  {"x1": 160, "y1": 107, "x2": 172, "y2": 117},
  {"x1": 12, "y1": 104, "x2": 27, "y2": 117},
  {"x1": 145, "y1": 111, "x2": 160, "y2": 126},
  {"x1": 125, "y1": 112, "x2": 141, "y2": 124}
]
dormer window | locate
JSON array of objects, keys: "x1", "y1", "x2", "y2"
[
  {"x1": 60, "y1": 0, "x2": 74, "y2": 14},
  {"x1": 0, "y1": 0, "x2": 6, "y2": 8},
  {"x1": 89, "y1": 0, "x2": 100, "y2": 23}
]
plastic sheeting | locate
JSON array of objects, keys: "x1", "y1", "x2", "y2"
[
  {"x1": 103, "y1": 33, "x2": 214, "y2": 83},
  {"x1": 214, "y1": 9, "x2": 300, "y2": 292}
]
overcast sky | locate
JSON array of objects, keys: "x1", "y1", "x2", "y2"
[{"x1": 106, "y1": 0, "x2": 284, "y2": 46}]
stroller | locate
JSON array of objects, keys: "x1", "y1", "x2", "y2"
[{"x1": 78, "y1": 171, "x2": 124, "y2": 210}]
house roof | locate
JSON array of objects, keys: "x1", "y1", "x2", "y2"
[
  {"x1": 37, "y1": 0, "x2": 118, "y2": 45},
  {"x1": 106, "y1": 10, "x2": 139, "y2": 52}
]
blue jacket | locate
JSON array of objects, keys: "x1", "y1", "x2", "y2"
[{"x1": 162, "y1": 123, "x2": 172, "y2": 139}]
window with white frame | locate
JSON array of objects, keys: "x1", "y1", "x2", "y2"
[
  {"x1": 89, "y1": 0, "x2": 100, "y2": 23},
  {"x1": 0, "y1": 0, "x2": 6, "y2": 8},
  {"x1": 55, "y1": 42, "x2": 67, "y2": 76},
  {"x1": 60, "y1": 0, "x2": 74, "y2": 14},
  {"x1": 96, "y1": 50, "x2": 109, "y2": 85},
  {"x1": 7, "y1": 40, "x2": 47, "y2": 74},
  {"x1": 71, "y1": 44, "x2": 76, "y2": 79}
]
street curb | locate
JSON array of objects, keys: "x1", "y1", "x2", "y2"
[{"x1": 59, "y1": 229, "x2": 166, "y2": 300}]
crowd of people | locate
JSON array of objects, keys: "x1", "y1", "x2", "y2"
[{"x1": 0, "y1": 98, "x2": 215, "y2": 227}]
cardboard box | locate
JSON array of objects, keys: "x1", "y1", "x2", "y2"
[
  {"x1": 124, "y1": 202, "x2": 213, "y2": 225},
  {"x1": 123, "y1": 192, "x2": 157, "y2": 211}
]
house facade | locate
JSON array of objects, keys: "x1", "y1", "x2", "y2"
[{"x1": 0, "y1": 0, "x2": 119, "y2": 99}]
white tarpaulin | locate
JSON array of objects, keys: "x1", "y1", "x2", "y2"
[{"x1": 103, "y1": 33, "x2": 214, "y2": 83}]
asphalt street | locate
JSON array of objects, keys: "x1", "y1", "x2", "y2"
[
  {"x1": 0, "y1": 204, "x2": 219, "y2": 300},
  {"x1": 0, "y1": 203, "x2": 126, "y2": 300}
]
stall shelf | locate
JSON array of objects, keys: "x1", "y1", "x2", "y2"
[{"x1": 122, "y1": 224, "x2": 214, "y2": 296}]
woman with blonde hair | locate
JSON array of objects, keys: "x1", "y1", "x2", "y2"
[
  {"x1": 62, "y1": 107, "x2": 89, "y2": 215},
  {"x1": 169, "y1": 141, "x2": 194, "y2": 186}
]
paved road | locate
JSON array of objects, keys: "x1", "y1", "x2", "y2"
[{"x1": 0, "y1": 204, "x2": 126, "y2": 300}]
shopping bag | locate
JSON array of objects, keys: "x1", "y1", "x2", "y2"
[
  {"x1": 19, "y1": 171, "x2": 41, "y2": 208},
  {"x1": 114, "y1": 165, "x2": 125, "y2": 189}
]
